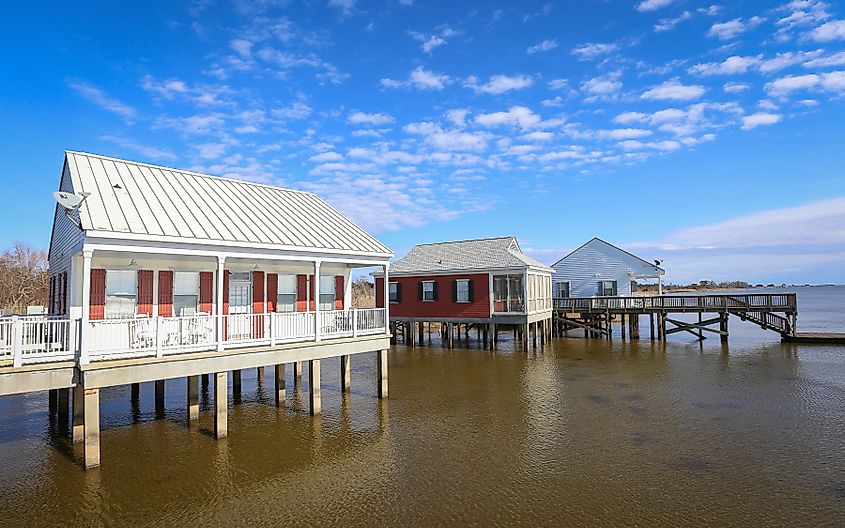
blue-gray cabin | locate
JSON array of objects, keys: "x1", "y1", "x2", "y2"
[{"x1": 551, "y1": 237, "x2": 664, "y2": 297}]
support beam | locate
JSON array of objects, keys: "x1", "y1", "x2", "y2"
[
  {"x1": 377, "y1": 349, "x2": 388, "y2": 399},
  {"x1": 131, "y1": 383, "x2": 140, "y2": 402},
  {"x1": 256, "y1": 366, "x2": 265, "y2": 385},
  {"x1": 308, "y1": 359, "x2": 321, "y2": 415},
  {"x1": 216, "y1": 255, "x2": 226, "y2": 352},
  {"x1": 720, "y1": 313, "x2": 729, "y2": 343},
  {"x1": 155, "y1": 380, "x2": 165, "y2": 416},
  {"x1": 83, "y1": 388, "x2": 100, "y2": 469},
  {"x1": 72, "y1": 384, "x2": 84, "y2": 443},
  {"x1": 294, "y1": 361, "x2": 302, "y2": 379},
  {"x1": 232, "y1": 369, "x2": 242, "y2": 402},
  {"x1": 58, "y1": 388, "x2": 69, "y2": 427},
  {"x1": 340, "y1": 355, "x2": 351, "y2": 392},
  {"x1": 214, "y1": 372, "x2": 227, "y2": 439},
  {"x1": 48, "y1": 389, "x2": 58, "y2": 416},
  {"x1": 187, "y1": 376, "x2": 199, "y2": 422},
  {"x1": 274, "y1": 364, "x2": 285, "y2": 406}
]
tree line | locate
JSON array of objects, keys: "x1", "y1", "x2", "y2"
[{"x1": 0, "y1": 243, "x2": 48, "y2": 314}]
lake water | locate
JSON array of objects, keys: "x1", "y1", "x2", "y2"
[{"x1": 1, "y1": 287, "x2": 844, "y2": 526}]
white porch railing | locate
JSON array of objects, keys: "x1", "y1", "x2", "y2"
[{"x1": 0, "y1": 308, "x2": 387, "y2": 366}]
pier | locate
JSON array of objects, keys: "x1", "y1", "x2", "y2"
[{"x1": 552, "y1": 293, "x2": 799, "y2": 341}]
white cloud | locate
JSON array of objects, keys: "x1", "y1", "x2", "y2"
[
  {"x1": 600, "y1": 128, "x2": 654, "y2": 140},
  {"x1": 230, "y1": 39, "x2": 253, "y2": 58},
  {"x1": 708, "y1": 17, "x2": 765, "y2": 40},
  {"x1": 654, "y1": 11, "x2": 692, "y2": 31},
  {"x1": 527, "y1": 38, "x2": 558, "y2": 54},
  {"x1": 522, "y1": 131, "x2": 555, "y2": 142},
  {"x1": 812, "y1": 20, "x2": 845, "y2": 41},
  {"x1": 723, "y1": 82, "x2": 751, "y2": 93},
  {"x1": 422, "y1": 35, "x2": 445, "y2": 53},
  {"x1": 548, "y1": 78, "x2": 569, "y2": 90},
  {"x1": 641, "y1": 79, "x2": 706, "y2": 100},
  {"x1": 445, "y1": 108, "x2": 470, "y2": 127},
  {"x1": 465, "y1": 74, "x2": 534, "y2": 94},
  {"x1": 541, "y1": 96, "x2": 564, "y2": 107},
  {"x1": 776, "y1": 1, "x2": 830, "y2": 39},
  {"x1": 765, "y1": 71, "x2": 845, "y2": 96},
  {"x1": 404, "y1": 122, "x2": 490, "y2": 151},
  {"x1": 348, "y1": 111, "x2": 394, "y2": 125},
  {"x1": 689, "y1": 55, "x2": 760, "y2": 75},
  {"x1": 619, "y1": 139, "x2": 681, "y2": 151},
  {"x1": 581, "y1": 75, "x2": 622, "y2": 95},
  {"x1": 272, "y1": 101, "x2": 312, "y2": 120},
  {"x1": 637, "y1": 0, "x2": 676, "y2": 12},
  {"x1": 69, "y1": 82, "x2": 136, "y2": 120},
  {"x1": 410, "y1": 66, "x2": 451, "y2": 90},
  {"x1": 741, "y1": 112, "x2": 782, "y2": 130},
  {"x1": 571, "y1": 42, "x2": 618, "y2": 60},
  {"x1": 803, "y1": 51, "x2": 845, "y2": 68},
  {"x1": 474, "y1": 106, "x2": 542, "y2": 131},
  {"x1": 759, "y1": 50, "x2": 823, "y2": 73},
  {"x1": 327, "y1": 0, "x2": 356, "y2": 14}
]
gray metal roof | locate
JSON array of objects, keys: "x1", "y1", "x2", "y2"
[
  {"x1": 63, "y1": 151, "x2": 392, "y2": 256},
  {"x1": 389, "y1": 236, "x2": 553, "y2": 274}
]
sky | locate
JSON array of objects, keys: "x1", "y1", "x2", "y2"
[{"x1": 1, "y1": 0, "x2": 844, "y2": 284}]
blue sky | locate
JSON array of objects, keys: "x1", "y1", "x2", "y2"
[{"x1": 1, "y1": 0, "x2": 844, "y2": 283}]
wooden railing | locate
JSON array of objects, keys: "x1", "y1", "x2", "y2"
[{"x1": 552, "y1": 293, "x2": 797, "y2": 313}]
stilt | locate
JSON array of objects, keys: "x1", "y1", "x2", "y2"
[
  {"x1": 418, "y1": 322, "x2": 424, "y2": 345},
  {"x1": 214, "y1": 372, "x2": 227, "y2": 439},
  {"x1": 483, "y1": 325, "x2": 488, "y2": 347},
  {"x1": 340, "y1": 355, "x2": 351, "y2": 392},
  {"x1": 308, "y1": 359, "x2": 321, "y2": 415},
  {"x1": 294, "y1": 361, "x2": 303, "y2": 380},
  {"x1": 257, "y1": 366, "x2": 265, "y2": 385},
  {"x1": 274, "y1": 364, "x2": 285, "y2": 406},
  {"x1": 72, "y1": 383, "x2": 84, "y2": 443},
  {"x1": 48, "y1": 389, "x2": 58, "y2": 416},
  {"x1": 621, "y1": 314, "x2": 627, "y2": 340},
  {"x1": 447, "y1": 323, "x2": 454, "y2": 348},
  {"x1": 650, "y1": 313, "x2": 655, "y2": 340},
  {"x1": 492, "y1": 323, "x2": 497, "y2": 346},
  {"x1": 698, "y1": 312, "x2": 704, "y2": 340},
  {"x1": 154, "y1": 380, "x2": 165, "y2": 416},
  {"x1": 232, "y1": 370, "x2": 242, "y2": 402},
  {"x1": 187, "y1": 376, "x2": 199, "y2": 422},
  {"x1": 720, "y1": 313, "x2": 729, "y2": 343},
  {"x1": 83, "y1": 388, "x2": 100, "y2": 469},
  {"x1": 58, "y1": 387, "x2": 69, "y2": 427},
  {"x1": 131, "y1": 382, "x2": 140, "y2": 402},
  {"x1": 377, "y1": 349, "x2": 388, "y2": 399}
]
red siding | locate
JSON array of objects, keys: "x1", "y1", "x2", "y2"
[
  {"x1": 90, "y1": 269, "x2": 106, "y2": 321},
  {"x1": 158, "y1": 271, "x2": 173, "y2": 317},
  {"x1": 61, "y1": 272, "x2": 67, "y2": 315},
  {"x1": 49, "y1": 276, "x2": 55, "y2": 315},
  {"x1": 376, "y1": 274, "x2": 490, "y2": 319},
  {"x1": 253, "y1": 271, "x2": 265, "y2": 338},
  {"x1": 335, "y1": 276, "x2": 344, "y2": 310},
  {"x1": 137, "y1": 270, "x2": 154, "y2": 317},
  {"x1": 296, "y1": 274, "x2": 307, "y2": 312},
  {"x1": 266, "y1": 273, "x2": 278, "y2": 313},
  {"x1": 199, "y1": 272, "x2": 214, "y2": 314},
  {"x1": 223, "y1": 270, "x2": 230, "y2": 315}
]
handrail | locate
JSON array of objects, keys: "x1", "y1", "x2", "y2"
[{"x1": 552, "y1": 293, "x2": 798, "y2": 313}]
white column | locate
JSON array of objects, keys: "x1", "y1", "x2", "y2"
[
  {"x1": 488, "y1": 272, "x2": 494, "y2": 316},
  {"x1": 344, "y1": 269, "x2": 352, "y2": 309},
  {"x1": 314, "y1": 260, "x2": 321, "y2": 342},
  {"x1": 383, "y1": 264, "x2": 390, "y2": 330},
  {"x1": 216, "y1": 255, "x2": 226, "y2": 351},
  {"x1": 79, "y1": 250, "x2": 93, "y2": 365},
  {"x1": 152, "y1": 269, "x2": 159, "y2": 318},
  {"x1": 658, "y1": 274, "x2": 664, "y2": 296}
]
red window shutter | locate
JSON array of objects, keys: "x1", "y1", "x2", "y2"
[
  {"x1": 199, "y1": 272, "x2": 214, "y2": 314},
  {"x1": 223, "y1": 270, "x2": 230, "y2": 315},
  {"x1": 48, "y1": 276, "x2": 55, "y2": 314},
  {"x1": 309, "y1": 275, "x2": 315, "y2": 311},
  {"x1": 266, "y1": 273, "x2": 278, "y2": 313},
  {"x1": 137, "y1": 270, "x2": 154, "y2": 317},
  {"x1": 296, "y1": 274, "x2": 307, "y2": 312},
  {"x1": 89, "y1": 269, "x2": 106, "y2": 321},
  {"x1": 62, "y1": 272, "x2": 68, "y2": 315},
  {"x1": 158, "y1": 271, "x2": 174, "y2": 317},
  {"x1": 335, "y1": 276, "x2": 344, "y2": 310},
  {"x1": 252, "y1": 271, "x2": 265, "y2": 314}
]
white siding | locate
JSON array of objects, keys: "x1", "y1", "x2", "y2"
[
  {"x1": 48, "y1": 160, "x2": 84, "y2": 274},
  {"x1": 551, "y1": 238, "x2": 662, "y2": 297}
]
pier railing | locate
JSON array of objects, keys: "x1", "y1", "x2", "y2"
[
  {"x1": 1, "y1": 308, "x2": 387, "y2": 367},
  {"x1": 552, "y1": 293, "x2": 797, "y2": 314}
]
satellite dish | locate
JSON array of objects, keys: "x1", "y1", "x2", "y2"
[{"x1": 53, "y1": 191, "x2": 90, "y2": 210}]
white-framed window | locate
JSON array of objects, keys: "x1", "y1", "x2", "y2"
[
  {"x1": 554, "y1": 281, "x2": 570, "y2": 298},
  {"x1": 599, "y1": 280, "x2": 617, "y2": 296},
  {"x1": 105, "y1": 269, "x2": 136, "y2": 319},
  {"x1": 456, "y1": 279, "x2": 470, "y2": 303},
  {"x1": 174, "y1": 271, "x2": 199, "y2": 316},
  {"x1": 277, "y1": 274, "x2": 296, "y2": 312},
  {"x1": 422, "y1": 281, "x2": 435, "y2": 301},
  {"x1": 319, "y1": 275, "x2": 335, "y2": 311},
  {"x1": 388, "y1": 282, "x2": 399, "y2": 303}
]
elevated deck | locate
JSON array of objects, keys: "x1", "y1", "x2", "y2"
[
  {"x1": 782, "y1": 332, "x2": 845, "y2": 344},
  {"x1": 553, "y1": 293, "x2": 798, "y2": 340}
]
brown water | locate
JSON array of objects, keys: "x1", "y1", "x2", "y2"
[{"x1": 2, "y1": 291, "x2": 845, "y2": 526}]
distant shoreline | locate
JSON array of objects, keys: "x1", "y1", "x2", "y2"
[{"x1": 641, "y1": 284, "x2": 842, "y2": 294}]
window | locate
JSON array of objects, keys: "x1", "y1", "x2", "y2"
[
  {"x1": 105, "y1": 269, "x2": 136, "y2": 319},
  {"x1": 421, "y1": 281, "x2": 435, "y2": 301},
  {"x1": 388, "y1": 282, "x2": 400, "y2": 303},
  {"x1": 319, "y1": 275, "x2": 335, "y2": 311},
  {"x1": 455, "y1": 279, "x2": 470, "y2": 303},
  {"x1": 174, "y1": 272, "x2": 199, "y2": 316},
  {"x1": 228, "y1": 271, "x2": 251, "y2": 314},
  {"x1": 599, "y1": 280, "x2": 617, "y2": 296},
  {"x1": 493, "y1": 274, "x2": 525, "y2": 312},
  {"x1": 554, "y1": 281, "x2": 570, "y2": 298},
  {"x1": 277, "y1": 274, "x2": 296, "y2": 312}
]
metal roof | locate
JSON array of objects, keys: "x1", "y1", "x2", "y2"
[
  {"x1": 388, "y1": 236, "x2": 553, "y2": 274},
  {"x1": 62, "y1": 151, "x2": 392, "y2": 256},
  {"x1": 551, "y1": 237, "x2": 664, "y2": 274}
]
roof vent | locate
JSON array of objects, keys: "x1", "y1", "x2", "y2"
[{"x1": 113, "y1": 183, "x2": 123, "y2": 189}]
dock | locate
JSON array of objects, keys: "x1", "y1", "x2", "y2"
[
  {"x1": 552, "y1": 293, "x2": 799, "y2": 341},
  {"x1": 782, "y1": 332, "x2": 845, "y2": 344}
]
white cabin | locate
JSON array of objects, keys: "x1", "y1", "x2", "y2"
[{"x1": 551, "y1": 237, "x2": 664, "y2": 298}]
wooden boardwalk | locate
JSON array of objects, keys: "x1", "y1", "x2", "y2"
[
  {"x1": 783, "y1": 332, "x2": 845, "y2": 344},
  {"x1": 552, "y1": 293, "x2": 798, "y2": 341}
]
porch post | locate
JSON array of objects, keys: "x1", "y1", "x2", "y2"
[
  {"x1": 314, "y1": 260, "x2": 321, "y2": 342},
  {"x1": 216, "y1": 255, "x2": 226, "y2": 352},
  {"x1": 344, "y1": 269, "x2": 352, "y2": 309},
  {"x1": 79, "y1": 250, "x2": 93, "y2": 365},
  {"x1": 383, "y1": 264, "x2": 390, "y2": 330}
]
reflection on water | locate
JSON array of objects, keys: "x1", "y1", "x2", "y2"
[{"x1": 1, "y1": 320, "x2": 844, "y2": 526}]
